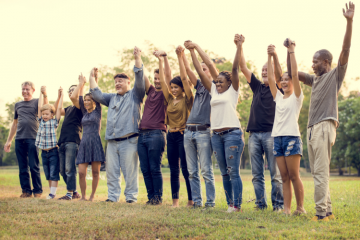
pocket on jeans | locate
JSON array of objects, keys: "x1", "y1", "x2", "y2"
[{"x1": 128, "y1": 137, "x2": 138, "y2": 144}]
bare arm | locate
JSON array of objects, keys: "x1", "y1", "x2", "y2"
[
  {"x1": 182, "y1": 52, "x2": 198, "y2": 86},
  {"x1": 287, "y1": 40, "x2": 301, "y2": 98},
  {"x1": 340, "y1": 2, "x2": 355, "y2": 66},
  {"x1": 163, "y1": 54, "x2": 172, "y2": 86},
  {"x1": 38, "y1": 90, "x2": 43, "y2": 118},
  {"x1": 267, "y1": 45, "x2": 282, "y2": 89},
  {"x1": 267, "y1": 54, "x2": 277, "y2": 99},
  {"x1": 70, "y1": 74, "x2": 86, "y2": 109},
  {"x1": 158, "y1": 57, "x2": 170, "y2": 101},
  {"x1": 53, "y1": 87, "x2": 63, "y2": 116},
  {"x1": 4, "y1": 119, "x2": 18, "y2": 152},
  {"x1": 188, "y1": 48, "x2": 212, "y2": 91},
  {"x1": 235, "y1": 35, "x2": 252, "y2": 83},
  {"x1": 232, "y1": 34, "x2": 245, "y2": 91},
  {"x1": 56, "y1": 91, "x2": 64, "y2": 122},
  {"x1": 176, "y1": 46, "x2": 193, "y2": 99},
  {"x1": 144, "y1": 74, "x2": 151, "y2": 94},
  {"x1": 40, "y1": 86, "x2": 49, "y2": 105}
]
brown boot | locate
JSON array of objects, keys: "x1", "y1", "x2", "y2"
[
  {"x1": 20, "y1": 192, "x2": 32, "y2": 198},
  {"x1": 33, "y1": 193, "x2": 42, "y2": 198}
]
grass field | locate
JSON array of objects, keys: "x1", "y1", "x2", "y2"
[{"x1": 0, "y1": 166, "x2": 359, "y2": 239}]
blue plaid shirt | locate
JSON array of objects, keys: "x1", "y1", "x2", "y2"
[{"x1": 35, "y1": 118, "x2": 59, "y2": 150}]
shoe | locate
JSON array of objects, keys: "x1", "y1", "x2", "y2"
[
  {"x1": 146, "y1": 200, "x2": 152, "y2": 205},
  {"x1": 34, "y1": 193, "x2": 42, "y2": 198},
  {"x1": 254, "y1": 206, "x2": 266, "y2": 211},
  {"x1": 326, "y1": 213, "x2": 336, "y2": 220},
  {"x1": 226, "y1": 206, "x2": 235, "y2": 213},
  {"x1": 72, "y1": 192, "x2": 81, "y2": 199},
  {"x1": 20, "y1": 192, "x2": 32, "y2": 198},
  {"x1": 310, "y1": 215, "x2": 329, "y2": 222},
  {"x1": 104, "y1": 199, "x2": 115, "y2": 202},
  {"x1": 193, "y1": 203, "x2": 202, "y2": 209},
  {"x1": 46, "y1": 194, "x2": 55, "y2": 199},
  {"x1": 202, "y1": 204, "x2": 215, "y2": 211},
  {"x1": 58, "y1": 195, "x2": 72, "y2": 200},
  {"x1": 233, "y1": 207, "x2": 241, "y2": 212},
  {"x1": 273, "y1": 208, "x2": 283, "y2": 213},
  {"x1": 126, "y1": 200, "x2": 135, "y2": 203}
]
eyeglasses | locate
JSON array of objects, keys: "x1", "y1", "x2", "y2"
[{"x1": 68, "y1": 89, "x2": 75, "y2": 93}]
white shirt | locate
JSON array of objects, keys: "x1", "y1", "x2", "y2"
[
  {"x1": 210, "y1": 83, "x2": 241, "y2": 130},
  {"x1": 271, "y1": 89, "x2": 304, "y2": 137}
]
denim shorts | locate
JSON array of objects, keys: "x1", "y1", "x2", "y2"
[
  {"x1": 41, "y1": 148, "x2": 60, "y2": 181},
  {"x1": 273, "y1": 136, "x2": 302, "y2": 157}
]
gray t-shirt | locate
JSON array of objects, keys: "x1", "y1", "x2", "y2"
[
  {"x1": 14, "y1": 98, "x2": 39, "y2": 139},
  {"x1": 186, "y1": 80, "x2": 211, "y2": 126},
  {"x1": 304, "y1": 61, "x2": 347, "y2": 128}
]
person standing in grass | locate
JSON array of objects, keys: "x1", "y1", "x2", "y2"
[
  {"x1": 267, "y1": 40, "x2": 306, "y2": 215},
  {"x1": 71, "y1": 71, "x2": 105, "y2": 201},
  {"x1": 137, "y1": 50, "x2": 170, "y2": 205},
  {"x1": 57, "y1": 83, "x2": 84, "y2": 201},
  {"x1": 35, "y1": 87, "x2": 63, "y2": 199},
  {"x1": 155, "y1": 46, "x2": 194, "y2": 207},
  {"x1": 90, "y1": 47, "x2": 146, "y2": 203},
  {"x1": 184, "y1": 37, "x2": 244, "y2": 213},
  {"x1": 4, "y1": 82, "x2": 48, "y2": 198},
  {"x1": 183, "y1": 41, "x2": 216, "y2": 209}
]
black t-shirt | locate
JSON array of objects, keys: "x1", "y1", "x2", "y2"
[
  {"x1": 58, "y1": 105, "x2": 83, "y2": 145},
  {"x1": 246, "y1": 73, "x2": 282, "y2": 132}
]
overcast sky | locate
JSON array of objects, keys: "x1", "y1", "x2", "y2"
[{"x1": 1, "y1": 0, "x2": 359, "y2": 117}]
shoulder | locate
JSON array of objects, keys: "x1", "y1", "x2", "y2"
[{"x1": 147, "y1": 85, "x2": 155, "y2": 95}]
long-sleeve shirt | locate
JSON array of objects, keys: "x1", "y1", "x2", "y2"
[{"x1": 90, "y1": 65, "x2": 146, "y2": 140}]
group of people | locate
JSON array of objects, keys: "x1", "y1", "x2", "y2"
[{"x1": 4, "y1": 2, "x2": 354, "y2": 222}]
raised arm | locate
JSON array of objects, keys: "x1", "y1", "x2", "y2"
[
  {"x1": 133, "y1": 46, "x2": 146, "y2": 100},
  {"x1": 176, "y1": 46, "x2": 193, "y2": 99},
  {"x1": 232, "y1": 34, "x2": 245, "y2": 91},
  {"x1": 163, "y1": 52, "x2": 172, "y2": 86},
  {"x1": 155, "y1": 55, "x2": 170, "y2": 101},
  {"x1": 185, "y1": 42, "x2": 212, "y2": 91},
  {"x1": 286, "y1": 39, "x2": 301, "y2": 98},
  {"x1": 40, "y1": 86, "x2": 49, "y2": 105},
  {"x1": 267, "y1": 45, "x2": 282, "y2": 89},
  {"x1": 235, "y1": 35, "x2": 252, "y2": 83},
  {"x1": 54, "y1": 87, "x2": 63, "y2": 116},
  {"x1": 340, "y1": 1, "x2": 355, "y2": 66},
  {"x1": 56, "y1": 90, "x2": 64, "y2": 122},
  {"x1": 38, "y1": 88, "x2": 44, "y2": 118},
  {"x1": 267, "y1": 54, "x2": 277, "y2": 99},
  {"x1": 181, "y1": 51, "x2": 198, "y2": 86},
  {"x1": 70, "y1": 73, "x2": 86, "y2": 108}
]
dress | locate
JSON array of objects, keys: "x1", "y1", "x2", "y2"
[{"x1": 76, "y1": 96, "x2": 105, "y2": 165}]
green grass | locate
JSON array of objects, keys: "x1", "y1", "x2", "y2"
[{"x1": 0, "y1": 166, "x2": 359, "y2": 239}]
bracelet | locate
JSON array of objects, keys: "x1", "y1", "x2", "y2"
[
  {"x1": 43, "y1": 95, "x2": 47, "y2": 98},
  {"x1": 289, "y1": 52, "x2": 295, "y2": 54}
]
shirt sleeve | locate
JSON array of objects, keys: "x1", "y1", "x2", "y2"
[
  {"x1": 336, "y1": 60, "x2": 348, "y2": 90},
  {"x1": 248, "y1": 73, "x2": 261, "y2": 93},
  {"x1": 303, "y1": 73, "x2": 315, "y2": 87},
  {"x1": 295, "y1": 90, "x2": 304, "y2": 110},
  {"x1": 147, "y1": 85, "x2": 155, "y2": 96},
  {"x1": 133, "y1": 65, "x2": 146, "y2": 101},
  {"x1": 210, "y1": 82, "x2": 216, "y2": 96},
  {"x1": 53, "y1": 118, "x2": 59, "y2": 128},
  {"x1": 79, "y1": 96, "x2": 87, "y2": 115},
  {"x1": 90, "y1": 87, "x2": 114, "y2": 107},
  {"x1": 274, "y1": 89, "x2": 282, "y2": 102},
  {"x1": 14, "y1": 103, "x2": 18, "y2": 119}
]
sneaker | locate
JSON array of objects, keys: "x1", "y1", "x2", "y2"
[
  {"x1": 104, "y1": 199, "x2": 115, "y2": 202},
  {"x1": 72, "y1": 192, "x2": 81, "y2": 199},
  {"x1": 126, "y1": 200, "x2": 135, "y2": 204},
  {"x1": 146, "y1": 200, "x2": 152, "y2": 205},
  {"x1": 58, "y1": 195, "x2": 72, "y2": 200},
  {"x1": 46, "y1": 194, "x2": 55, "y2": 199},
  {"x1": 310, "y1": 215, "x2": 329, "y2": 222},
  {"x1": 34, "y1": 193, "x2": 42, "y2": 198},
  {"x1": 202, "y1": 204, "x2": 215, "y2": 211},
  {"x1": 20, "y1": 192, "x2": 32, "y2": 198},
  {"x1": 193, "y1": 203, "x2": 202, "y2": 209},
  {"x1": 226, "y1": 206, "x2": 236, "y2": 213},
  {"x1": 273, "y1": 208, "x2": 283, "y2": 213},
  {"x1": 326, "y1": 213, "x2": 336, "y2": 220}
]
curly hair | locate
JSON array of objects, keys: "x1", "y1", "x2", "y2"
[{"x1": 219, "y1": 71, "x2": 232, "y2": 82}]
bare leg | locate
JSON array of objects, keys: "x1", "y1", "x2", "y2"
[
  {"x1": 172, "y1": 199, "x2": 179, "y2": 208},
  {"x1": 285, "y1": 155, "x2": 306, "y2": 214},
  {"x1": 276, "y1": 156, "x2": 292, "y2": 214},
  {"x1": 51, "y1": 181, "x2": 58, "y2": 188},
  {"x1": 89, "y1": 162, "x2": 101, "y2": 202},
  {"x1": 78, "y1": 163, "x2": 89, "y2": 201},
  {"x1": 187, "y1": 200, "x2": 194, "y2": 207}
]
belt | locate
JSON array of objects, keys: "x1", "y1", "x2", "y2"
[
  {"x1": 42, "y1": 147, "x2": 58, "y2": 152},
  {"x1": 213, "y1": 128, "x2": 239, "y2": 136},
  {"x1": 186, "y1": 125, "x2": 210, "y2": 131},
  {"x1": 113, "y1": 134, "x2": 139, "y2": 142}
]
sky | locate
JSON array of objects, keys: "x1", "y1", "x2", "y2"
[{"x1": 1, "y1": 0, "x2": 359, "y2": 117}]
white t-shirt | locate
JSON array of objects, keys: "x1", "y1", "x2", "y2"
[
  {"x1": 210, "y1": 83, "x2": 241, "y2": 130},
  {"x1": 271, "y1": 89, "x2": 304, "y2": 137}
]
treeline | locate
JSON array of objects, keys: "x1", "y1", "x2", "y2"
[{"x1": 1, "y1": 42, "x2": 359, "y2": 175}]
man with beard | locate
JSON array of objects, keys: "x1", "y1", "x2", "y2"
[
  {"x1": 137, "y1": 50, "x2": 172, "y2": 205},
  {"x1": 239, "y1": 35, "x2": 284, "y2": 211}
]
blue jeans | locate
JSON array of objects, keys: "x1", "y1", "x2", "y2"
[
  {"x1": 138, "y1": 130, "x2": 166, "y2": 201},
  {"x1": 184, "y1": 128, "x2": 215, "y2": 206},
  {"x1": 41, "y1": 148, "x2": 60, "y2": 181},
  {"x1": 211, "y1": 129, "x2": 244, "y2": 208},
  {"x1": 59, "y1": 142, "x2": 78, "y2": 191},
  {"x1": 106, "y1": 137, "x2": 139, "y2": 202},
  {"x1": 167, "y1": 132, "x2": 192, "y2": 200},
  {"x1": 248, "y1": 132, "x2": 284, "y2": 209},
  {"x1": 15, "y1": 139, "x2": 43, "y2": 194}
]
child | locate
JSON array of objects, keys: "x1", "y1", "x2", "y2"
[{"x1": 35, "y1": 87, "x2": 63, "y2": 199}]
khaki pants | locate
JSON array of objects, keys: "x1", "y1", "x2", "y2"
[{"x1": 307, "y1": 120, "x2": 336, "y2": 217}]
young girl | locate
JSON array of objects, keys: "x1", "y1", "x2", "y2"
[
  {"x1": 268, "y1": 39, "x2": 306, "y2": 215},
  {"x1": 70, "y1": 70, "x2": 105, "y2": 201}
]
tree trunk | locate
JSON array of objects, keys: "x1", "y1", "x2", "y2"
[
  {"x1": 357, "y1": 166, "x2": 360, "y2": 177},
  {"x1": 338, "y1": 158, "x2": 343, "y2": 176}
]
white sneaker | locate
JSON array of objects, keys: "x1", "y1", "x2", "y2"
[
  {"x1": 46, "y1": 194, "x2": 55, "y2": 199},
  {"x1": 226, "y1": 206, "x2": 235, "y2": 213}
]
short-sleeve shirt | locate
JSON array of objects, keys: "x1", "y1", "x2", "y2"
[
  {"x1": 186, "y1": 80, "x2": 211, "y2": 126},
  {"x1": 246, "y1": 74, "x2": 279, "y2": 132},
  {"x1": 304, "y1": 61, "x2": 347, "y2": 128},
  {"x1": 165, "y1": 94, "x2": 194, "y2": 129},
  {"x1": 272, "y1": 90, "x2": 304, "y2": 137},
  {"x1": 139, "y1": 85, "x2": 166, "y2": 131},
  {"x1": 35, "y1": 118, "x2": 59, "y2": 150},
  {"x1": 14, "y1": 98, "x2": 39, "y2": 140},
  {"x1": 57, "y1": 105, "x2": 83, "y2": 145},
  {"x1": 210, "y1": 83, "x2": 241, "y2": 130}
]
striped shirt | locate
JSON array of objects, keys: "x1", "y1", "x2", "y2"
[{"x1": 35, "y1": 118, "x2": 59, "y2": 150}]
